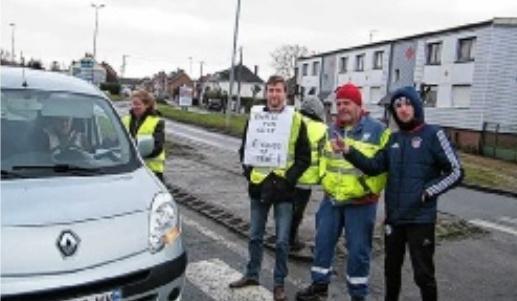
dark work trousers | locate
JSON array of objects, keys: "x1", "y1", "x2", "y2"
[
  {"x1": 385, "y1": 223, "x2": 437, "y2": 301},
  {"x1": 290, "y1": 187, "x2": 312, "y2": 244}
]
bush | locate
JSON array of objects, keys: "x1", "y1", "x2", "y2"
[
  {"x1": 100, "y1": 82, "x2": 121, "y2": 95},
  {"x1": 240, "y1": 97, "x2": 266, "y2": 113}
]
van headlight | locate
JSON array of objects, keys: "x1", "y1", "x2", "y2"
[{"x1": 149, "y1": 192, "x2": 181, "y2": 253}]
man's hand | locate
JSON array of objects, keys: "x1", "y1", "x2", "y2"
[
  {"x1": 331, "y1": 138, "x2": 349, "y2": 154},
  {"x1": 421, "y1": 191, "x2": 431, "y2": 203}
]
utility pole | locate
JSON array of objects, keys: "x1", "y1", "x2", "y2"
[
  {"x1": 199, "y1": 60, "x2": 204, "y2": 78},
  {"x1": 225, "y1": 0, "x2": 241, "y2": 127},
  {"x1": 236, "y1": 46, "x2": 243, "y2": 113},
  {"x1": 91, "y1": 3, "x2": 105, "y2": 60},
  {"x1": 188, "y1": 56, "x2": 193, "y2": 76},
  {"x1": 9, "y1": 23, "x2": 15, "y2": 63},
  {"x1": 120, "y1": 54, "x2": 129, "y2": 78}
]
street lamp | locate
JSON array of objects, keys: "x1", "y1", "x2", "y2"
[
  {"x1": 225, "y1": 0, "x2": 241, "y2": 126},
  {"x1": 91, "y1": 3, "x2": 105, "y2": 60},
  {"x1": 9, "y1": 23, "x2": 15, "y2": 62}
]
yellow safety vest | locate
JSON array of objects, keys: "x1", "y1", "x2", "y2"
[
  {"x1": 250, "y1": 111, "x2": 303, "y2": 184},
  {"x1": 321, "y1": 128, "x2": 390, "y2": 203},
  {"x1": 122, "y1": 115, "x2": 165, "y2": 173},
  {"x1": 297, "y1": 116, "x2": 327, "y2": 186}
]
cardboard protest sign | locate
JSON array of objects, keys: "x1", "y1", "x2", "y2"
[{"x1": 244, "y1": 105, "x2": 294, "y2": 167}]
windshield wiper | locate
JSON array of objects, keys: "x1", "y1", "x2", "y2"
[
  {"x1": 11, "y1": 164, "x2": 104, "y2": 175},
  {"x1": 1, "y1": 169, "x2": 28, "y2": 179}
]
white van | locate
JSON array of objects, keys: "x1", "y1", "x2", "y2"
[{"x1": 1, "y1": 67, "x2": 186, "y2": 301}]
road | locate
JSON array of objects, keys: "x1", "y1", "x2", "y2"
[{"x1": 115, "y1": 103, "x2": 517, "y2": 300}]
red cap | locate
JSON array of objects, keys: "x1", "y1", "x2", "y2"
[{"x1": 336, "y1": 83, "x2": 362, "y2": 106}]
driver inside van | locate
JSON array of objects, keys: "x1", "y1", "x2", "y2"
[{"x1": 43, "y1": 116, "x2": 88, "y2": 155}]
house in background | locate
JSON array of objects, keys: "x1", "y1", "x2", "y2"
[
  {"x1": 201, "y1": 65, "x2": 264, "y2": 112},
  {"x1": 297, "y1": 17, "x2": 517, "y2": 160},
  {"x1": 166, "y1": 69, "x2": 194, "y2": 101},
  {"x1": 206, "y1": 65, "x2": 264, "y2": 98}
]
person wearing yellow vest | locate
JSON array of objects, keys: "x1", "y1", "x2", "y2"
[
  {"x1": 297, "y1": 83, "x2": 390, "y2": 301},
  {"x1": 122, "y1": 90, "x2": 166, "y2": 182},
  {"x1": 290, "y1": 96, "x2": 328, "y2": 252},
  {"x1": 229, "y1": 75, "x2": 311, "y2": 301}
]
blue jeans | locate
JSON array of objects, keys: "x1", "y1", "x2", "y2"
[
  {"x1": 246, "y1": 198, "x2": 293, "y2": 286},
  {"x1": 311, "y1": 196, "x2": 377, "y2": 298}
]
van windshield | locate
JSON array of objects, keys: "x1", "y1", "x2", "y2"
[{"x1": 1, "y1": 89, "x2": 141, "y2": 178}]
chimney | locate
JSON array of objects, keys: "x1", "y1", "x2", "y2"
[{"x1": 254, "y1": 65, "x2": 258, "y2": 75}]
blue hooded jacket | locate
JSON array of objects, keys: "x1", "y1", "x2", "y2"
[{"x1": 345, "y1": 86, "x2": 463, "y2": 224}]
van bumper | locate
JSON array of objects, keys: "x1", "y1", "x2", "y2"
[{"x1": 2, "y1": 251, "x2": 187, "y2": 301}]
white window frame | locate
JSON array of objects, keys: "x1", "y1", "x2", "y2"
[
  {"x1": 355, "y1": 54, "x2": 365, "y2": 72},
  {"x1": 373, "y1": 51, "x2": 383, "y2": 70},
  {"x1": 339, "y1": 56, "x2": 348, "y2": 74},
  {"x1": 457, "y1": 37, "x2": 476, "y2": 62},
  {"x1": 312, "y1": 61, "x2": 320, "y2": 76},
  {"x1": 426, "y1": 42, "x2": 442, "y2": 65}
]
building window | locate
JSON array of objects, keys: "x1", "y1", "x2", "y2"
[
  {"x1": 421, "y1": 84, "x2": 438, "y2": 107},
  {"x1": 339, "y1": 57, "x2": 348, "y2": 73},
  {"x1": 426, "y1": 42, "x2": 442, "y2": 65},
  {"x1": 355, "y1": 54, "x2": 365, "y2": 71},
  {"x1": 302, "y1": 64, "x2": 308, "y2": 76},
  {"x1": 370, "y1": 86, "x2": 382, "y2": 104},
  {"x1": 312, "y1": 61, "x2": 320, "y2": 76},
  {"x1": 394, "y1": 69, "x2": 400, "y2": 82},
  {"x1": 452, "y1": 85, "x2": 471, "y2": 107},
  {"x1": 457, "y1": 37, "x2": 476, "y2": 62},
  {"x1": 373, "y1": 51, "x2": 384, "y2": 70}
]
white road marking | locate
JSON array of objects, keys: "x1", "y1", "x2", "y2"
[
  {"x1": 182, "y1": 216, "x2": 248, "y2": 258},
  {"x1": 187, "y1": 258, "x2": 273, "y2": 301},
  {"x1": 181, "y1": 215, "x2": 307, "y2": 288},
  {"x1": 469, "y1": 219, "x2": 517, "y2": 236}
]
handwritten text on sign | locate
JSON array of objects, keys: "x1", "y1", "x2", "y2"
[{"x1": 244, "y1": 106, "x2": 294, "y2": 167}]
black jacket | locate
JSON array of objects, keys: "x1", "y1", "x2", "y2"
[
  {"x1": 128, "y1": 108, "x2": 165, "y2": 159},
  {"x1": 345, "y1": 87, "x2": 463, "y2": 224}
]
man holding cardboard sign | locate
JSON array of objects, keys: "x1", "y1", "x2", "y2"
[{"x1": 230, "y1": 75, "x2": 311, "y2": 301}]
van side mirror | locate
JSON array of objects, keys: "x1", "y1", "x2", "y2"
[{"x1": 137, "y1": 135, "x2": 154, "y2": 158}]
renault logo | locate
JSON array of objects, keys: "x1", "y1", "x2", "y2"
[{"x1": 57, "y1": 230, "x2": 80, "y2": 257}]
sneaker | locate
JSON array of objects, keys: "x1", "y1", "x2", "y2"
[
  {"x1": 296, "y1": 283, "x2": 328, "y2": 301},
  {"x1": 274, "y1": 285, "x2": 287, "y2": 301},
  {"x1": 228, "y1": 277, "x2": 259, "y2": 288}
]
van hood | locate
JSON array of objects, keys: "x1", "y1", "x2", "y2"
[
  {"x1": 0, "y1": 167, "x2": 173, "y2": 277},
  {"x1": 1, "y1": 167, "x2": 162, "y2": 226}
]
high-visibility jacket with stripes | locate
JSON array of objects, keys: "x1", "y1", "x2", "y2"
[
  {"x1": 250, "y1": 110, "x2": 303, "y2": 184},
  {"x1": 297, "y1": 116, "x2": 327, "y2": 186},
  {"x1": 122, "y1": 115, "x2": 165, "y2": 173},
  {"x1": 321, "y1": 117, "x2": 390, "y2": 203}
]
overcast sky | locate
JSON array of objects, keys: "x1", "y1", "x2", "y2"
[{"x1": 2, "y1": 0, "x2": 516, "y2": 79}]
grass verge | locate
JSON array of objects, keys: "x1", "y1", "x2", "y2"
[
  {"x1": 157, "y1": 104, "x2": 247, "y2": 137},
  {"x1": 459, "y1": 152, "x2": 517, "y2": 194}
]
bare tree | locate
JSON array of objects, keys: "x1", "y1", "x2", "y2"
[{"x1": 270, "y1": 44, "x2": 309, "y2": 78}]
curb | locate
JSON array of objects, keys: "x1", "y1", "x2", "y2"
[{"x1": 460, "y1": 183, "x2": 517, "y2": 199}]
